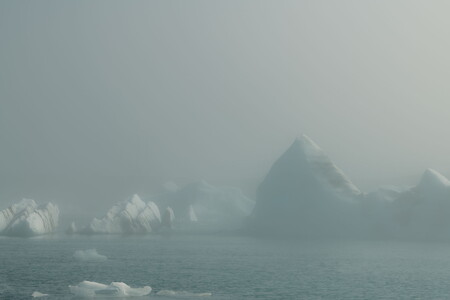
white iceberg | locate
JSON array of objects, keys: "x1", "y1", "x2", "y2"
[
  {"x1": 0, "y1": 199, "x2": 59, "y2": 236},
  {"x1": 74, "y1": 249, "x2": 107, "y2": 262},
  {"x1": 0, "y1": 199, "x2": 34, "y2": 232},
  {"x1": 69, "y1": 281, "x2": 151, "y2": 297},
  {"x1": 77, "y1": 181, "x2": 252, "y2": 234},
  {"x1": 80, "y1": 194, "x2": 161, "y2": 234},
  {"x1": 156, "y1": 290, "x2": 212, "y2": 297}
]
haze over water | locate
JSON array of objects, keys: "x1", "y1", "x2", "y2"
[{"x1": 2, "y1": 1, "x2": 450, "y2": 299}]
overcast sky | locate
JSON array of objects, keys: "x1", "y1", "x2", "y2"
[{"x1": 1, "y1": 0, "x2": 450, "y2": 195}]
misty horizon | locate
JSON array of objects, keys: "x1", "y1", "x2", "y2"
[
  {"x1": 2, "y1": 1, "x2": 450, "y2": 211},
  {"x1": 2, "y1": 1, "x2": 450, "y2": 299}
]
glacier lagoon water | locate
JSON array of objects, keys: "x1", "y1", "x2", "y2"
[{"x1": 2, "y1": 235, "x2": 450, "y2": 299}]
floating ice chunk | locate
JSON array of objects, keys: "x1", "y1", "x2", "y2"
[
  {"x1": 69, "y1": 281, "x2": 151, "y2": 297},
  {"x1": 0, "y1": 199, "x2": 59, "y2": 236},
  {"x1": 69, "y1": 281, "x2": 108, "y2": 297},
  {"x1": 74, "y1": 249, "x2": 107, "y2": 262},
  {"x1": 31, "y1": 291, "x2": 48, "y2": 297},
  {"x1": 156, "y1": 290, "x2": 212, "y2": 297}
]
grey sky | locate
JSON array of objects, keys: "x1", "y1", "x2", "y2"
[{"x1": 1, "y1": 0, "x2": 450, "y2": 198}]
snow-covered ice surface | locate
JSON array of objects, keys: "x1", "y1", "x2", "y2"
[
  {"x1": 69, "y1": 281, "x2": 151, "y2": 297},
  {"x1": 0, "y1": 199, "x2": 59, "y2": 236},
  {"x1": 73, "y1": 249, "x2": 107, "y2": 262},
  {"x1": 79, "y1": 194, "x2": 161, "y2": 234}
]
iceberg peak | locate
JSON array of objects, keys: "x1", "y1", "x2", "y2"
[
  {"x1": 285, "y1": 134, "x2": 321, "y2": 159},
  {"x1": 417, "y1": 168, "x2": 450, "y2": 192},
  {"x1": 269, "y1": 135, "x2": 360, "y2": 198}
]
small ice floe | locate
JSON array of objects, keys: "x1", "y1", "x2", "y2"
[
  {"x1": 73, "y1": 249, "x2": 107, "y2": 262},
  {"x1": 156, "y1": 290, "x2": 212, "y2": 297},
  {"x1": 31, "y1": 291, "x2": 48, "y2": 297},
  {"x1": 69, "y1": 281, "x2": 151, "y2": 297}
]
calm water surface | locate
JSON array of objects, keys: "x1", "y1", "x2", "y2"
[{"x1": 1, "y1": 234, "x2": 450, "y2": 299}]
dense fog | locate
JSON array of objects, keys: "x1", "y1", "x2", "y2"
[
  {"x1": 4, "y1": 2, "x2": 450, "y2": 299},
  {"x1": 1, "y1": 0, "x2": 450, "y2": 239}
]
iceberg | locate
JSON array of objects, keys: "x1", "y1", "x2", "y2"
[
  {"x1": 0, "y1": 199, "x2": 59, "y2": 236},
  {"x1": 360, "y1": 186, "x2": 407, "y2": 237},
  {"x1": 69, "y1": 281, "x2": 151, "y2": 297},
  {"x1": 416, "y1": 168, "x2": 450, "y2": 194},
  {"x1": 154, "y1": 180, "x2": 254, "y2": 231},
  {"x1": 247, "y1": 135, "x2": 450, "y2": 239},
  {"x1": 249, "y1": 135, "x2": 362, "y2": 237},
  {"x1": 390, "y1": 169, "x2": 450, "y2": 238},
  {"x1": 359, "y1": 168, "x2": 450, "y2": 239},
  {"x1": 75, "y1": 180, "x2": 252, "y2": 234},
  {"x1": 80, "y1": 194, "x2": 161, "y2": 234},
  {"x1": 0, "y1": 199, "x2": 34, "y2": 232},
  {"x1": 74, "y1": 249, "x2": 107, "y2": 262}
]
